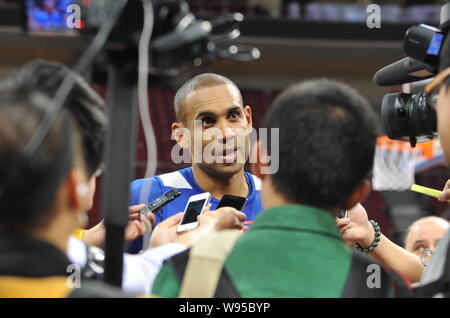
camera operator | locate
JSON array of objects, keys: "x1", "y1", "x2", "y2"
[{"x1": 338, "y1": 35, "x2": 450, "y2": 290}]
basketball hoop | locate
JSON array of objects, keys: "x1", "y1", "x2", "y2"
[{"x1": 372, "y1": 136, "x2": 442, "y2": 191}]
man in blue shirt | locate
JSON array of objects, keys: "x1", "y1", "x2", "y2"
[{"x1": 128, "y1": 73, "x2": 263, "y2": 253}]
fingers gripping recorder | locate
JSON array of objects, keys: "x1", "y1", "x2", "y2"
[{"x1": 137, "y1": 188, "x2": 182, "y2": 251}]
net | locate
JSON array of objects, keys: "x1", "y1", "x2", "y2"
[{"x1": 372, "y1": 136, "x2": 442, "y2": 191}]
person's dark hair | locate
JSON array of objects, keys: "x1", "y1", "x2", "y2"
[
  {"x1": 174, "y1": 73, "x2": 243, "y2": 122},
  {"x1": 0, "y1": 60, "x2": 107, "y2": 177},
  {"x1": 0, "y1": 89, "x2": 76, "y2": 234},
  {"x1": 439, "y1": 34, "x2": 450, "y2": 88},
  {"x1": 262, "y1": 79, "x2": 380, "y2": 210}
]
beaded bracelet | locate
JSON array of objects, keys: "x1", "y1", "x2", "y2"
[{"x1": 355, "y1": 220, "x2": 381, "y2": 254}]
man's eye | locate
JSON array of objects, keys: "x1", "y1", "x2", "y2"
[
  {"x1": 415, "y1": 246, "x2": 425, "y2": 253},
  {"x1": 229, "y1": 111, "x2": 240, "y2": 120},
  {"x1": 202, "y1": 117, "x2": 215, "y2": 125}
]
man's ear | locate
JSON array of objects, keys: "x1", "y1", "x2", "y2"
[
  {"x1": 65, "y1": 167, "x2": 93, "y2": 213},
  {"x1": 244, "y1": 105, "x2": 253, "y2": 129},
  {"x1": 251, "y1": 140, "x2": 268, "y2": 181},
  {"x1": 342, "y1": 179, "x2": 372, "y2": 211},
  {"x1": 65, "y1": 169, "x2": 83, "y2": 211},
  {"x1": 171, "y1": 122, "x2": 190, "y2": 149}
]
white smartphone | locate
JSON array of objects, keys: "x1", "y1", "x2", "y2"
[{"x1": 176, "y1": 192, "x2": 212, "y2": 233}]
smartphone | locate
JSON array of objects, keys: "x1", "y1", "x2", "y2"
[
  {"x1": 177, "y1": 192, "x2": 211, "y2": 233},
  {"x1": 139, "y1": 188, "x2": 181, "y2": 216},
  {"x1": 216, "y1": 194, "x2": 247, "y2": 211}
]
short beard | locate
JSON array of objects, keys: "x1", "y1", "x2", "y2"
[{"x1": 197, "y1": 162, "x2": 245, "y2": 179}]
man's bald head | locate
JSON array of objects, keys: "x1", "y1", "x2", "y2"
[
  {"x1": 404, "y1": 216, "x2": 449, "y2": 256},
  {"x1": 174, "y1": 73, "x2": 243, "y2": 123}
]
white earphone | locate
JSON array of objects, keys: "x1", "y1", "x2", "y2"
[{"x1": 76, "y1": 183, "x2": 89, "y2": 197}]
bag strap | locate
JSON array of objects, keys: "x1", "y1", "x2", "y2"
[
  {"x1": 167, "y1": 249, "x2": 241, "y2": 297},
  {"x1": 178, "y1": 229, "x2": 241, "y2": 298}
]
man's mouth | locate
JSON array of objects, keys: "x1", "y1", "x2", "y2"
[{"x1": 217, "y1": 147, "x2": 239, "y2": 162}]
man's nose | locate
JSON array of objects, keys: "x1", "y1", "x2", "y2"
[{"x1": 216, "y1": 120, "x2": 236, "y2": 143}]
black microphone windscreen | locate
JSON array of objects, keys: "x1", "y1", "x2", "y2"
[{"x1": 373, "y1": 57, "x2": 434, "y2": 86}]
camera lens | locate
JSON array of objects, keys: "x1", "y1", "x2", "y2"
[
  {"x1": 381, "y1": 92, "x2": 437, "y2": 144},
  {"x1": 409, "y1": 93, "x2": 437, "y2": 136}
]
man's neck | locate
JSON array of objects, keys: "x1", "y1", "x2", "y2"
[
  {"x1": 192, "y1": 165, "x2": 249, "y2": 199},
  {"x1": 262, "y1": 188, "x2": 341, "y2": 217},
  {"x1": 31, "y1": 216, "x2": 74, "y2": 255},
  {"x1": 261, "y1": 178, "x2": 339, "y2": 216}
]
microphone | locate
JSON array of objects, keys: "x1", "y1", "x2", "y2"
[
  {"x1": 373, "y1": 57, "x2": 434, "y2": 86},
  {"x1": 151, "y1": 20, "x2": 212, "y2": 52}
]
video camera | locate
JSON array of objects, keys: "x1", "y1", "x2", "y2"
[
  {"x1": 21, "y1": 0, "x2": 259, "y2": 72},
  {"x1": 374, "y1": 2, "x2": 450, "y2": 147}
]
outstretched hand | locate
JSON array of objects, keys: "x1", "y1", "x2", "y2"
[
  {"x1": 125, "y1": 204, "x2": 155, "y2": 242},
  {"x1": 82, "y1": 204, "x2": 155, "y2": 247},
  {"x1": 150, "y1": 204, "x2": 246, "y2": 249},
  {"x1": 198, "y1": 206, "x2": 246, "y2": 231},
  {"x1": 336, "y1": 203, "x2": 374, "y2": 248},
  {"x1": 150, "y1": 212, "x2": 184, "y2": 248}
]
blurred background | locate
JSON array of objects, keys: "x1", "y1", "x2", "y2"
[{"x1": 0, "y1": 0, "x2": 449, "y2": 246}]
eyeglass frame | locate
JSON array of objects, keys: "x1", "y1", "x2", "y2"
[{"x1": 420, "y1": 247, "x2": 434, "y2": 267}]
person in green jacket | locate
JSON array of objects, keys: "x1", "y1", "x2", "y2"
[{"x1": 152, "y1": 79, "x2": 407, "y2": 298}]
